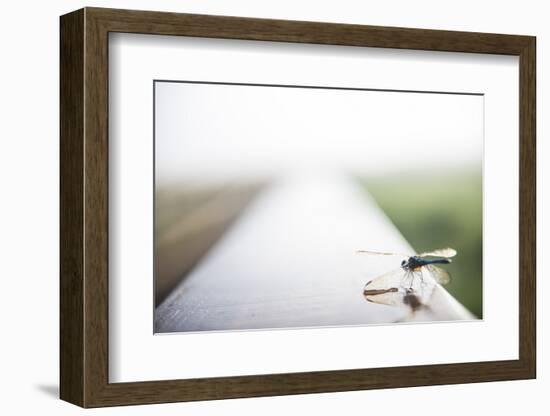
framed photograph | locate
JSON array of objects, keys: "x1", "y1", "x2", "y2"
[{"x1": 60, "y1": 7, "x2": 536, "y2": 408}]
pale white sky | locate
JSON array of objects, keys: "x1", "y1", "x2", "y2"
[{"x1": 155, "y1": 82, "x2": 483, "y2": 185}]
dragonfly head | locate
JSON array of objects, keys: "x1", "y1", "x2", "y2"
[{"x1": 401, "y1": 259, "x2": 408, "y2": 267}]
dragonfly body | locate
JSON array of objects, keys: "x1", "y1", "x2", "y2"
[{"x1": 401, "y1": 256, "x2": 451, "y2": 272}]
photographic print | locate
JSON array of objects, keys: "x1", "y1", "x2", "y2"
[{"x1": 153, "y1": 80, "x2": 483, "y2": 333}]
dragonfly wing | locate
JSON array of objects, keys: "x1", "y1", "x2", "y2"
[
  {"x1": 356, "y1": 250, "x2": 411, "y2": 257},
  {"x1": 364, "y1": 268, "x2": 438, "y2": 309},
  {"x1": 363, "y1": 269, "x2": 407, "y2": 306},
  {"x1": 419, "y1": 248, "x2": 457, "y2": 258},
  {"x1": 425, "y1": 264, "x2": 452, "y2": 285}
]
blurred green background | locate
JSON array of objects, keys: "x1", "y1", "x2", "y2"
[{"x1": 359, "y1": 169, "x2": 483, "y2": 318}]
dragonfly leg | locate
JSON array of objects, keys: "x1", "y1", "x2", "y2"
[
  {"x1": 408, "y1": 271, "x2": 415, "y2": 290},
  {"x1": 399, "y1": 270, "x2": 409, "y2": 288}
]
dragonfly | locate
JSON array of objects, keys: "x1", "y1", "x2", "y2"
[{"x1": 357, "y1": 248, "x2": 456, "y2": 309}]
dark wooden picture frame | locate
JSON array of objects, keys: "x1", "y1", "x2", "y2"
[{"x1": 60, "y1": 7, "x2": 536, "y2": 408}]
